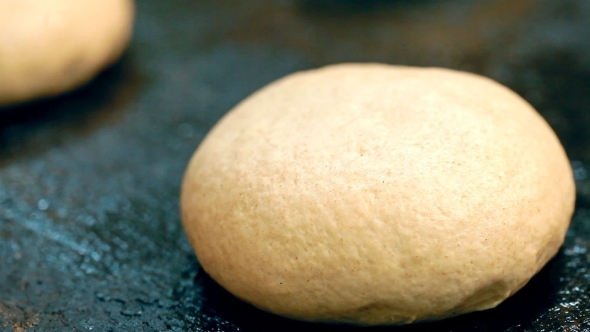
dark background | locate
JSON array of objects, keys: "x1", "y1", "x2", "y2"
[{"x1": 1, "y1": 0, "x2": 590, "y2": 331}]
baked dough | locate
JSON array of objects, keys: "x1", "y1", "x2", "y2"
[
  {"x1": 0, "y1": 0, "x2": 134, "y2": 106},
  {"x1": 181, "y1": 64, "x2": 575, "y2": 325}
]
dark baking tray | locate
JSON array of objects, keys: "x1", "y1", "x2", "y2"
[{"x1": 1, "y1": 0, "x2": 590, "y2": 331}]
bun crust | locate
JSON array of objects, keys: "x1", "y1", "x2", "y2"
[{"x1": 181, "y1": 64, "x2": 575, "y2": 325}]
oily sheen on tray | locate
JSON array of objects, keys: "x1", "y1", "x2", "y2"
[{"x1": 181, "y1": 63, "x2": 575, "y2": 325}]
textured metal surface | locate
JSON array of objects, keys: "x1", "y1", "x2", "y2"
[{"x1": 1, "y1": 0, "x2": 590, "y2": 331}]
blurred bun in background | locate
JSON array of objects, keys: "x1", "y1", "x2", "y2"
[{"x1": 0, "y1": 0, "x2": 135, "y2": 106}]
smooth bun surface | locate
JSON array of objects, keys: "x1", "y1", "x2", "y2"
[
  {"x1": 0, "y1": 0, "x2": 134, "y2": 106},
  {"x1": 181, "y1": 63, "x2": 575, "y2": 325}
]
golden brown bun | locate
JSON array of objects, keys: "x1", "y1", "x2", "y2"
[
  {"x1": 181, "y1": 63, "x2": 575, "y2": 325},
  {"x1": 0, "y1": 0, "x2": 134, "y2": 106}
]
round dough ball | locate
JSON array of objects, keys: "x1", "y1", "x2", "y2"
[
  {"x1": 181, "y1": 64, "x2": 575, "y2": 325},
  {"x1": 0, "y1": 0, "x2": 134, "y2": 106}
]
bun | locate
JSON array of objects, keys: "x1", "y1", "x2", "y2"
[
  {"x1": 181, "y1": 63, "x2": 575, "y2": 325},
  {"x1": 0, "y1": 0, "x2": 134, "y2": 106}
]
